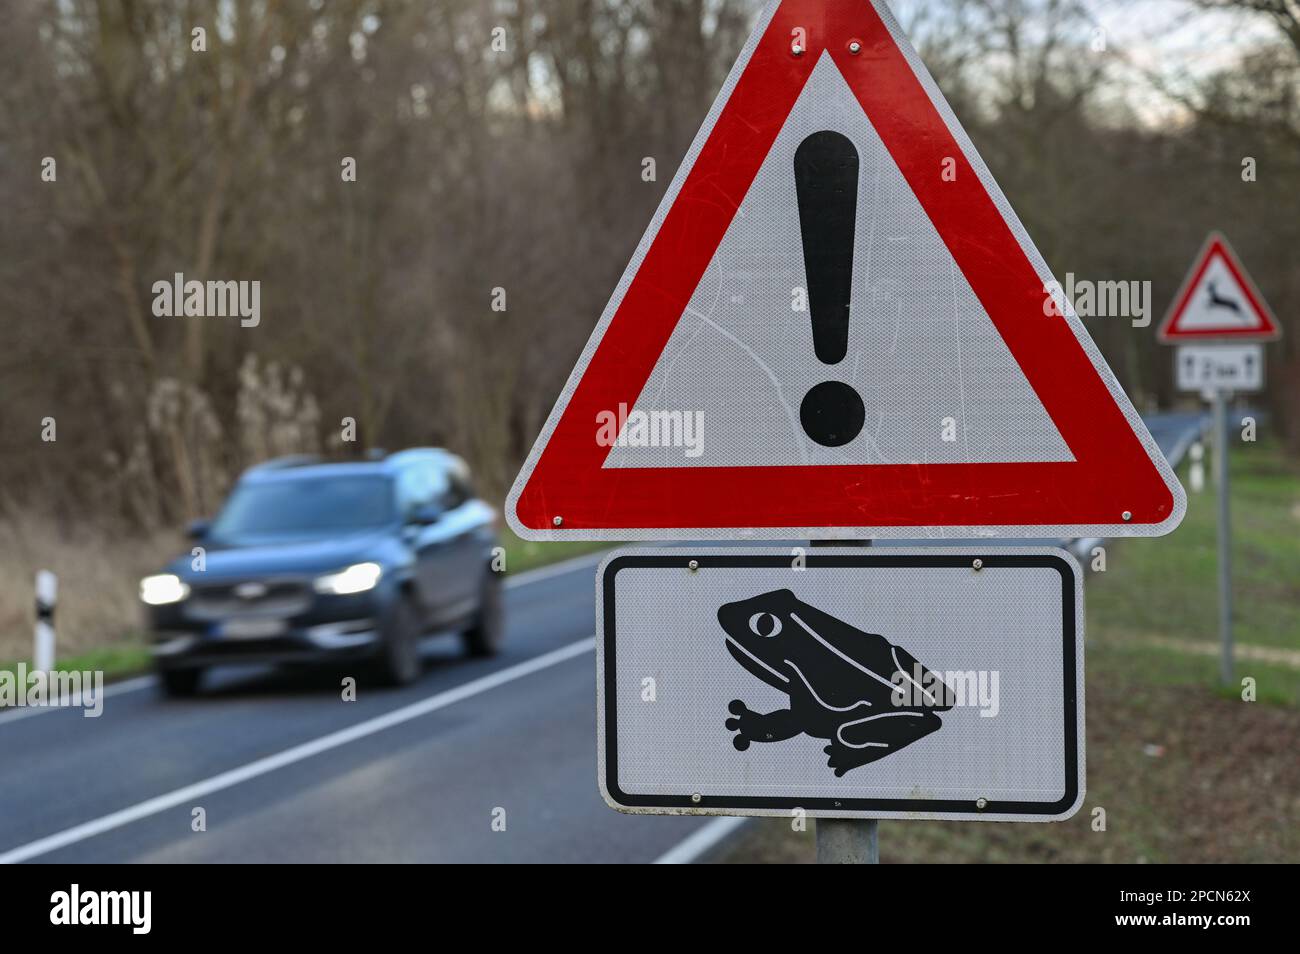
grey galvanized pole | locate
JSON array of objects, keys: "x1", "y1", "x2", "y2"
[
  {"x1": 809, "y1": 538, "x2": 879, "y2": 864},
  {"x1": 817, "y1": 818, "x2": 878, "y2": 863},
  {"x1": 1213, "y1": 390, "x2": 1234, "y2": 686}
]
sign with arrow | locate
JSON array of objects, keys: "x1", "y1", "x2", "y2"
[
  {"x1": 507, "y1": 0, "x2": 1183, "y2": 540},
  {"x1": 1158, "y1": 232, "x2": 1280, "y2": 342},
  {"x1": 1176, "y1": 344, "x2": 1264, "y2": 394},
  {"x1": 598, "y1": 548, "x2": 1085, "y2": 822}
]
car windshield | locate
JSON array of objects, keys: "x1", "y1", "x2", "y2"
[{"x1": 208, "y1": 474, "x2": 396, "y2": 543}]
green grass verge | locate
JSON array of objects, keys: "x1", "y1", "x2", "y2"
[
  {"x1": 1, "y1": 642, "x2": 153, "y2": 686},
  {"x1": 498, "y1": 526, "x2": 611, "y2": 575},
  {"x1": 713, "y1": 438, "x2": 1300, "y2": 863},
  {"x1": 1089, "y1": 437, "x2": 1300, "y2": 654}
]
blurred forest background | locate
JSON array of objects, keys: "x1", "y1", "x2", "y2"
[{"x1": 0, "y1": 0, "x2": 1297, "y2": 654}]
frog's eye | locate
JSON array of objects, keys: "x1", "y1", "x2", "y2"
[{"x1": 748, "y1": 612, "x2": 782, "y2": 638}]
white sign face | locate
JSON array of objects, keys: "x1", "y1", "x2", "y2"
[
  {"x1": 1176, "y1": 344, "x2": 1264, "y2": 393},
  {"x1": 598, "y1": 548, "x2": 1084, "y2": 822}
]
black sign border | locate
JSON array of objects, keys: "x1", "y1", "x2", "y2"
[{"x1": 601, "y1": 551, "x2": 1080, "y2": 818}]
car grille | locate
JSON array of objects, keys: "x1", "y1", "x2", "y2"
[{"x1": 187, "y1": 579, "x2": 312, "y2": 620}]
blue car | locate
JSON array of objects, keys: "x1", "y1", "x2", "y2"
[{"x1": 141, "y1": 449, "x2": 502, "y2": 696}]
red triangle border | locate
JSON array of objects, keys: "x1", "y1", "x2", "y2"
[
  {"x1": 509, "y1": 0, "x2": 1182, "y2": 538},
  {"x1": 1158, "y1": 232, "x2": 1281, "y2": 342}
]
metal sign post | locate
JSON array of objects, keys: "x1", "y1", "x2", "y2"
[
  {"x1": 817, "y1": 818, "x2": 878, "y2": 864},
  {"x1": 1161, "y1": 231, "x2": 1279, "y2": 691},
  {"x1": 1176, "y1": 355, "x2": 1258, "y2": 689},
  {"x1": 811, "y1": 540, "x2": 877, "y2": 865},
  {"x1": 1212, "y1": 391, "x2": 1233, "y2": 685}
]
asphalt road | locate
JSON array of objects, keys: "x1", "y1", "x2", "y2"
[
  {"x1": 0, "y1": 554, "x2": 722, "y2": 863},
  {"x1": 1143, "y1": 409, "x2": 1209, "y2": 469},
  {"x1": 0, "y1": 412, "x2": 1205, "y2": 864}
]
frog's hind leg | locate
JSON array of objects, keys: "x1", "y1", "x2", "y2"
[
  {"x1": 725, "y1": 700, "x2": 802, "y2": 751},
  {"x1": 823, "y1": 710, "x2": 943, "y2": 776}
]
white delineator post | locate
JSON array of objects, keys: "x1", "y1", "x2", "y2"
[
  {"x1": 1188, "y1": 441, "x2": 1204, "y2": 493},
  {"x1": 35, "y1": 570, "x2": 57, "y2": 673}
]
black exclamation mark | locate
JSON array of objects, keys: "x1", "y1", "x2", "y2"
[{"x1": 794, "y1": 130, "x2": 864, "y2": 447}]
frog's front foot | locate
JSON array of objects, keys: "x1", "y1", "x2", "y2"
[
  {"x1": 725, "y1": 699, "x2": 753, "y2": 750},
  {"x1": 726, "y1": 700, "x2": 801, "y2": 750}
]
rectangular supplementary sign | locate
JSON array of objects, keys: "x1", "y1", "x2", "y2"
[
  {"x1": 598, "y1": 548, "x2": 1084, "y2": 822},
  {"x1": 1176, "y1": 344, "x2": 1263, "y2": 393}
]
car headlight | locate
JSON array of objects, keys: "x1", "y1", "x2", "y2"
[
  {"x1": 140, "y1": 574, "x2": 190, "y2": 606},
  {"x1": 313, "y1": 562, "x2": 382, "y2": 595}
]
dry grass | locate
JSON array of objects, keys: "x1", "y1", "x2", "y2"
[
  {"x1": 709, "y1": 441, "x2": 1300, "y2": 864},
  {"x1": 0, "y1": 510, "x2": 178, "y2": 664},
  {"x1": 0, "y1": 515, "x2": 602, "y2": 668}
]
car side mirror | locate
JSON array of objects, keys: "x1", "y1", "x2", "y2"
[
  {"x1": 409, "y1": 504, "x2": 442, "y2": 526},
  {"x1": 186, "y1": 519, "x2": 210, "y2": 540}
]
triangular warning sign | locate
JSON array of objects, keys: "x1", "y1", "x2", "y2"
[
  {"x1": 1158, "y1": 232, "x2": 1280, "y2": 342},
  {"x1": 507, "y1": 0, "x2": 1184, "y2": 540}
]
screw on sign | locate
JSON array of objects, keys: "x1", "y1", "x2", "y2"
[{"x1": 507, "y1": 0, "x2": 1183, "y2": 541}]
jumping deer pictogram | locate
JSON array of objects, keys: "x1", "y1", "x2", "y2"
[{"x1": 1206, "y1": 281, "x2": 1242, "y2": 315}]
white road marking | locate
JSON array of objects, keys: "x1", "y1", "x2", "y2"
[
  {"x1": 653, "y1": 817, "x2": 749, "y2": 864},
  {"x1": 0, "y1": 675, "x2": 155, "y2": 726},
  {"x1": 0, "y1": 551, "x2": 608, "y2": 726},
  {"x1": 0, "y1": 636, "x2": 596, "y2": 864}
]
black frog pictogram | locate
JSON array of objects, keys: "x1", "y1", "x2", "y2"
[{"x1": 718, "y1": 589, "x2": 955, "y2": 776}]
